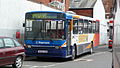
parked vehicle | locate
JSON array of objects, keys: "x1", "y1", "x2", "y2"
[{"x1": 0, "y1": 37, "x2": 25, "y2": 68}]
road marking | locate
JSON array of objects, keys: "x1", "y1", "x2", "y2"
[
  {"x1": 86, "y1": 59, "x2": 93, "y2": 61},
  {"x1": 23, "y1": 63, "x2": 65, "y2": 68},
  {"x1": 23, "y1": 65, "x2": 31, "y2": 67},
  {"x1": 30, "y1": 66, "x2": 40, "y2": 68},
  {"x1": 74, "y1": 58, "x2": 93, "y2": 62}
]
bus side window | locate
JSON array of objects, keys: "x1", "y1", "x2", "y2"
[
  {"x1": 65, "y1": 20, "x2": 71, "y2": 39},
  {"x1": 78, "y1": 19, "x2": 83, "y2": 34},
  {"x1": 95, "y1": 21, "x2": 99, "y2": 33},
  {"x1": 92, "y1": 21, "x2": 96, "y2": 33},
  {"x1": 67, "y1": 20, "x2": 71, "y2": 33},
  {"x1": 73, "y1": 20, "x2": 78, "y2": 34},
  {"x1": 83, "y1": 20, "x2": 88, "y2": 34},
  {"x1": 88, "y1": 20, "x2": 92, "y2": 33}
]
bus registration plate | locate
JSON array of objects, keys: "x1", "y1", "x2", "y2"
[{"x1": 38, "y1": 50, "x2": 48, "y2": 53}]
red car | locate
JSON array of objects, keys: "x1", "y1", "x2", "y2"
[{"x1": 0, "y1": 37, "x2": 25, "y2": 68}]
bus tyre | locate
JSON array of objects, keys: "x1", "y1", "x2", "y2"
[
  {"x1": 70, "y1": 46, "x2": 76, "y2": 60},
  {"x1": 12, "y1": 56, "x2": 23, "y2": 68}
]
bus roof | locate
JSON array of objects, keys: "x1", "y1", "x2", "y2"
[
  {"x1": 73, "y1": 15, "x2": 97, "y2": 21},
  {"x1": 26, "y1": 11, "x2": 99, "y2": 20},
  {"x1": 65, "y1": 13, "x2": 73, "y2": 19},
  {"x1": 26, "y1": 11, "x2": 65, "y2": 14},
  {"x1": 26, "y1": 11, "x2": 73, "y2": 19}
]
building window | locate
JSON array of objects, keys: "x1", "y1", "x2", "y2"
[
  {"x1": 61, "y1": 0, "x2": 64, "y2": 3},
  {"x1": 50, "y1": 0, "x2": 52, "y2": 2}
]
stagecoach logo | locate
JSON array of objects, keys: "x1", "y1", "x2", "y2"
[{"x1": 36, "y1": 41, "x2": 50, "y2": 44}]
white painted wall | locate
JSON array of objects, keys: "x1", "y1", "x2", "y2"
[
  {"x1": 113, "y1": 4, "x2": 120, "y2": 45},
  {"x1": 0, "y1": 0, "x2": 60, "y2": 40},
  {"x1": 93, "y1": 0, "x2": 108, "y2": 45}
]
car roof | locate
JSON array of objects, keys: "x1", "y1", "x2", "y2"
[{"x1": 0, "y1": 37, "x2": 12, "y2": 38}]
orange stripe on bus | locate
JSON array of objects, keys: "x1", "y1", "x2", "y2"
[
  {"x1": 73, "y1": 15, "x2": 80, "y2": 18},
  {"x1": 86, "y1": 43, "x2": 92, "y2": 48},
  {"x1": 60, "y1": 42, "x2": 66, "y2": 48},
  {"x1": 70, "y1": 20, "x2": 73, "y2": 31}
]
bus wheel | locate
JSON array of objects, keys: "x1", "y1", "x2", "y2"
[
  {"x1": 70, "y1": 46, "x2": 76, "y2": 60},
  {"x1": 90, "y1": 42, "x2": 93, "y2": 54}
]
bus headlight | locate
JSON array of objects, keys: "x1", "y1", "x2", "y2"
[
  {"x1": 55, "y1": 46, "x2": 60, "y2": 49},
  {"x1": 27, "y1": 45, "x2": 32, "y2": 48}
]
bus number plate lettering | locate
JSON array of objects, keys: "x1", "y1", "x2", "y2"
[{"x1": 38, "y1": 50, "x2": 48, "y2": 53}]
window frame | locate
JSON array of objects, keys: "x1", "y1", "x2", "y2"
[
  {"x1": 88, "y1": 20, "x2": 93, "y2": 33},
  {"x1": 0, "y1": 38, "x2": 5, "y2": 48},
  {"x1": 78, "y1": 19, "x2": 84, "y2": 34},
  {"x1": 3, "y1": 38, "x2": 15, "y2": 48},
  {"x1": 73, "y1": 19, "x2": 79, "y2": 34},
  {"x1": 12, "y1": 39, "x2": 22, "y2": 47},
  {"x1": 92, "y1": 21, "x2": 96, "y2": 33},
  {"x1": 83, "y1": 19, "x2": 89, "y2": 34},
  {"x1": 95, "y1": 21, "x2": 99, "y2": 33}
]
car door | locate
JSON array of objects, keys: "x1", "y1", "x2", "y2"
[
  {"x1": 3, "y1": 38, "x2": 16, "y2": 64},
  {"x1": 12, "y1": 39, "x2": 25, "y2": 56},
  {"x1": 0, "y1": 38, "x2": 6, "y2": 66}
]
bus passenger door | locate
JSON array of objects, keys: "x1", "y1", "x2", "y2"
[{"x1": 66, "y1": 20, "x2": 72, "y2": 56}]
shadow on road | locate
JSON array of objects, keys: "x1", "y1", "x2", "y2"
[
  {"x1": 25, "y1": 56, "x2": 70, "y2": 62},
  {"x1": 0, "y1": 65, "x2": 12, "y2": 68},
  {"x1": 24, "y1": 52, "x2": 93, "y2": 63}
]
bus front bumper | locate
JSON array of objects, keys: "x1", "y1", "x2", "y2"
[{"x1": 25, "y1": 47, "x2": 70, "y2": 58}]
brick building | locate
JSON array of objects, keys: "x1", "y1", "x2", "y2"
[
  {"x1": 28, "y1": 0, "x2": 70, "y2": 11},
  {"x1": 69, "y1": 8, "x2": 93, "y2": 17},
  {"x1": 102, "y1": 0, "x2": 115, "y2": 19},
  {"x1": 69, "y1": 0, "x2": 96, "y2": 17},
  {"x1": 69, "y1": 0, "x2": 115, "y2": 19}
]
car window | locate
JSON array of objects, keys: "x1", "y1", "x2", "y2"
[
  {"x1": 4, "y1": 38, "x2": 15, "y2": 48},
  {"x1": 0, "y1": 39, "x2": 4, "y2": 48},
  {"x1": 13, "y1": 39, "x2": 21, "y2": 46}
]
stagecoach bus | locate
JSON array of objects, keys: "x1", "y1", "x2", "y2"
[{"x1": 23, "y1": 11, "x2": 100, "y2": 59}]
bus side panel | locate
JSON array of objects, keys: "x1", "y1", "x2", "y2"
[
  {"x1": 76, "y1": 34, "x2": 91, "y2": 55},
  {"x1": 93, "y1": 33, "x2": 99, "y2": 47}
]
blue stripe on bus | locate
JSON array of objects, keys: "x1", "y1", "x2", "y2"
[{"x1": 24, "y1": 40, "x2": 66, "y2": 46}]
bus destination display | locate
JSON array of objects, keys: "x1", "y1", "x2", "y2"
[{"x1": 26, "y1": 13, "x2": 65, "y2": 19}]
